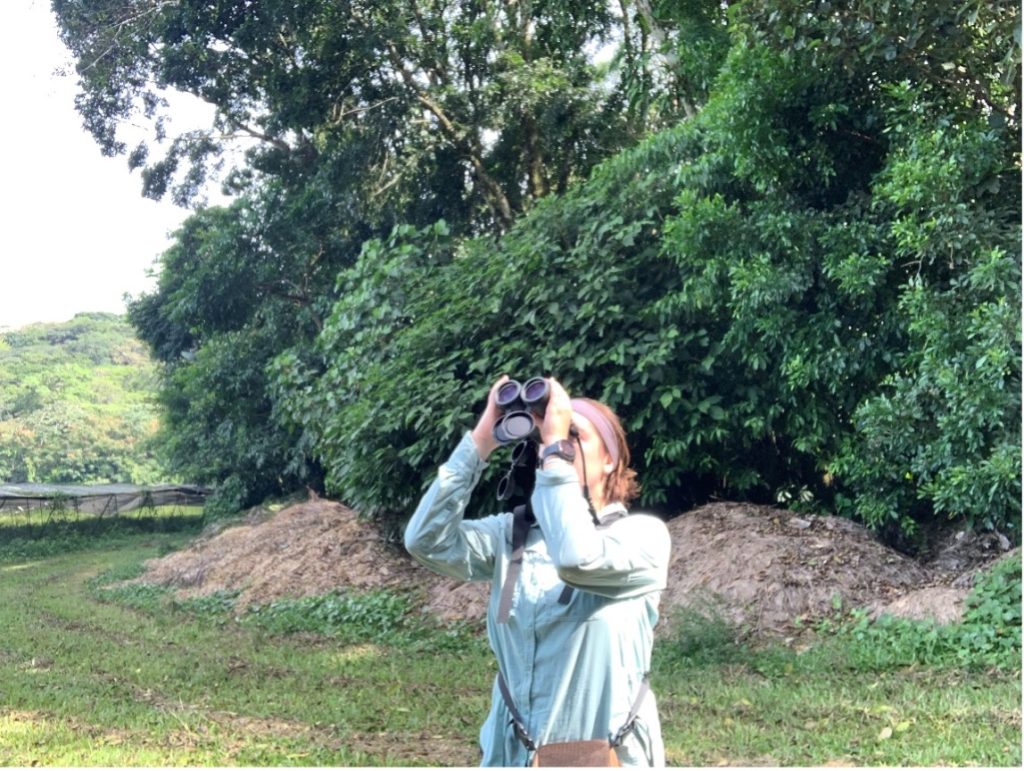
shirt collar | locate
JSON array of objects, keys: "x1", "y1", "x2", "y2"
[{"x1": 595, "y1": 501, "x2": 628, "y2": 526}]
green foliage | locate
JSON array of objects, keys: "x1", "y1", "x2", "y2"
[
  {"x1": 152, "y1": 327, "x2": 318, "y2": 519},
  {"x1": 176, "y1": 589, "x2": 241, "y2": 617},
  {"x1": 57, "y1": 0, "x2": 1020, "y2": 545},
  {"x1": 88, "y1": 565, "x2": 480, "y2": 654},
  {"x1": 0, "y1": 314, "x2": 166, "y2": 484},
  {"x1": 53, "y1": 0, "x2": 683, "y2": 221},
  {"x1": 241, "y1": 588, "x2": 482, "y2": 653},
  {"x1": 655, "y1": 595, "x2": 750, "y2": 668},
  {"x1": 956, "y1": 551, "x2": 1023, "y2": 664},
  {"x1": 66, "y1": 0, "x2": 731, "y2": 518},
  {"x1": 243, "y1": 590, "x2": 410, "y2": 638},
  {"x1": 654, "y1": 554, "x2": 1022, "y2": 677},
  {"x1": 280, "y1": 127, "x2": 696, "y2": 528},
  {"x1": 92, "y1": 581, "x2": 171, "y2": 612},
  {"x1": 294, "y1": 18, "x2": 1019, "y2": 543},
  {"x1": 830, "y1": 105, "x2": 1021, "y2": 538}
]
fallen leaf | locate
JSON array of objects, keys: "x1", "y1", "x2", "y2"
[{"x1": 877, "y1": 726, "x2": 893, "y2": 740}]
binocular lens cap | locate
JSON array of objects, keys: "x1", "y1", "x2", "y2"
[{"x1": 500, "y1": 412, "x2": 535, "y2": 442}]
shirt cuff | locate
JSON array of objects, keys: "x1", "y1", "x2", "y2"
[
  {"x1": 535, "y1": 461, "x2": 579, "y2": 486},
  {"x1": 447, "y1": 431, "x2": 488, "y2": 478}
]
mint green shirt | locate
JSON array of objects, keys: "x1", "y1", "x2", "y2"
[{"x1": 404, "y1": 433, "x2": 670, "y2": 766}]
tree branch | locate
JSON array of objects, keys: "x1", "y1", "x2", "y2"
[
  {"x1": 385, "y1": 42, "x2": 515, "y2": 228},
  {"x1": 223, "y1": 117, "x2": 292, "y2": 154}
]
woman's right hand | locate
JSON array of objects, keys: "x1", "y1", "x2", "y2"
[{"x1": 470, "y1": 375, "x2": 510, "y2": 461}]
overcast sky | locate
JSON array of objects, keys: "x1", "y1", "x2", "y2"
[{"x1": 0, "y1": 1, "x2": 215, "y2": 331}]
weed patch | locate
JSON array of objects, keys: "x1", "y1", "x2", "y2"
[
  {"x1": 87, "y1": 557, "x2": 485, "y2": 656},
  {"x1": 810, "y1": 552, "x2": 1022, "y2": 672}
]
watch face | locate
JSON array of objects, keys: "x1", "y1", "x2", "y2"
[{"x1": 544, "y1": 439, "x2": 576, "y2": 463}]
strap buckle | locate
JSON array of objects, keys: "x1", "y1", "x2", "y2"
[
  {"x1": 509, "y1": 717, "x2": 537, "y2": 752},
  {"x1": 610, "y1": 717, "x2": 638, "y2": 748}
]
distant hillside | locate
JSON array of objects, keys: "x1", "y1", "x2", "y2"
[{"x1": 0, "y1": 312, "x2": 167, "y2": 485}]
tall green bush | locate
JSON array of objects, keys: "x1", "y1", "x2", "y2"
[
  {"x1": 273, "y1": 126, "x2": 698, "y2": 530},
  {"x1": 283, "y1": 23, "x2": 1020, "y2": 544}
]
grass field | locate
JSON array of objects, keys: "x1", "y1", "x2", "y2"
[{"x1": 0, "y1": 533, "x2": 1019, "y2": 766}]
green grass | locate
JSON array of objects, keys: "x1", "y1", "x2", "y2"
[
  {"x1": 653, "y1": 629, "x2": 1021, "y2": 766},
  {"x1": 0, "y1": 534, "x2": 1019, "y2": 766},
  {"x1": 0, "y1": 536, "x2": 493, "y2": 766}
]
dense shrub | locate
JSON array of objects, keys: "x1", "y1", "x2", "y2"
[
  {"x1": 279, "y1": 39, "x2": 1019, "y2": 545},
  {"x1": 274, "y1": 125, "x2": 699, "y2": 531}
]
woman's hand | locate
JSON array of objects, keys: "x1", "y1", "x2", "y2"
[
  {"x1": 470, "y1": 375, "x2": 510, "y2": 461},
  {"x1": 541, "y1": 377, "x2": 573, "y2": 446}
]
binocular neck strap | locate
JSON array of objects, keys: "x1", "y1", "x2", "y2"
[
  {"x1": 574, "y1": 433, "x2": 600, "y2": 525},
  {"x1": 497, "y1": 504, "x2": 532, "y2": 624}
]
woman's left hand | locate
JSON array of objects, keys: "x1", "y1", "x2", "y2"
[{"x1": 541, "y1": 377, "x2": 573, "y2": 445}]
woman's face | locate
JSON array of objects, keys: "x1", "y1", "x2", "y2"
[{"x1": 570, "y1": 411, "x2": 615, "y2": 506}]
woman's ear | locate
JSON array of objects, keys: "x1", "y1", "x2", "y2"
[{"x1": 602, "y1": 458, "x2": 615, "y2": 477}]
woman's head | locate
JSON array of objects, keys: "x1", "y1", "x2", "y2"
[{"x1": 569, "y1": 398, "x2": 639, "y2": 508}]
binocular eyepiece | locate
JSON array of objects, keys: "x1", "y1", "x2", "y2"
[{"x1": 492, "y1": 377, "x2": 550, "y2": 446}]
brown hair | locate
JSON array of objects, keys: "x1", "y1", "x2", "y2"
[{"x1": 575, "y1": 398, "x2": 640, "y2": 506}]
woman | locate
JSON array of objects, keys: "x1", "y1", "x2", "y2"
[{"x1": 404, "y1": 376, "x2": 670, "y2": 766}]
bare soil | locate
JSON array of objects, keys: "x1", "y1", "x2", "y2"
[{"x1": 132, "y1": 496, "x2": 1016, "y2": 638}]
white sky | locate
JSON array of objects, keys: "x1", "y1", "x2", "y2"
[{"x1": 0, "y1": 0, "x2": 217, "y2": 331}]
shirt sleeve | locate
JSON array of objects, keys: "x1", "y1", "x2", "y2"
[
  {"x1": 403, "y1": 431, "x2": 507, "y2": 582},
  {"x1": 529, "y1": 462, "x2": 670, "y2": 598}
]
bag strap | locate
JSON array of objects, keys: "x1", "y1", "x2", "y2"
[
  {"x1": 497, "y1": 669, "x2": 650, "y2": 754},
  {"x1": 494, "y1": 499, "x2": 649, "y2": 755},
  {"x1": 497, "y1": 671, "x2": 537, "y2": 752},
  {"x1": 497, "y1": 504, "x2": 532, "y2": 623},
  {"x1": 610, "y1": 675, "x2": 650, "y2": 747}
]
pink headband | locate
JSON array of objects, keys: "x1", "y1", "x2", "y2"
[{"x1": 570, "y1": 399, "x2": 620, "y2": 466}]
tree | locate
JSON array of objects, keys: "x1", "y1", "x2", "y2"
[
  {"x1": 0, "y1": 314, "x2": 165, "y2": 484},
  {"x1": 57, "y1": 1, "x2": 1019, "y2": 544},
  {"x1": 54, "y1": 0, "x2": 718, "y2": 227},
  {"x1": 59, "y1": 0, "x2": 730, "y2": 512}
]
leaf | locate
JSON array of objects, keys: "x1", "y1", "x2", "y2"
[{"x1": 877, "y1": 726, "x2": 893, "y2": 740}]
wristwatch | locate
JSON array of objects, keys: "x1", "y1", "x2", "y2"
[{"x1": 540, "y1": 439, "x2": 576, "y2": 465}]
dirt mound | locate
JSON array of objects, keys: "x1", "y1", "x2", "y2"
[
  {"x1": 132, "y1": 497, "x2": 1013, "y2": 637},
  {"x1": 134, "y1": 496, "x2": 489, "y2": 621},
  {"x1": 658, "y1": 502, "x2": 1008, "y2": 634}
]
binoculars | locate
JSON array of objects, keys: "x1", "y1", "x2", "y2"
[
  {"x1": 492, "y1": 377, "x2": 550, "y2": 446},
  {"x1": 492, "y1": 377, "x2": 549, "y2": 504}
]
